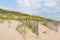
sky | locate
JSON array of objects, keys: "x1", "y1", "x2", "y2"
[{"x1": 0, "y1": 0, "x2": 60, "y2": 21}]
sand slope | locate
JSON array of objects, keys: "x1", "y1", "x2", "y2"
[{"x1": 0, "y1": 20, "x2": 60, "y2": 40}]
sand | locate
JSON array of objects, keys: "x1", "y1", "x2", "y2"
[{"x1": 0, "y1": 20, "x2": 60, "y2": 40}]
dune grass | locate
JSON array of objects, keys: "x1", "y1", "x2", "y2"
[{"x1": 0, "y1": 9, "x2": 57, "y2": 35}]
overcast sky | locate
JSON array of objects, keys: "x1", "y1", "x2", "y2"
[{"x1": 0, "y1": 0, "x2": 60, "y2": 21}]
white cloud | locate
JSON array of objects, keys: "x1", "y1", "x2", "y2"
[
  {"x1": 44, "y1": 2, "x2": 56, "y2": 7},
  {"x1": 16, "y1": 0, "x2": 42, "y2": 15},
  {"x1": 24, "y1": 0, "x2": 30, "y2": 7},
  {"x1": 44, "y1": 0, "x2": 57, "y2": 7},
  {"x1": 16, "y1": 0, "x2": 60, "y2": 16}
]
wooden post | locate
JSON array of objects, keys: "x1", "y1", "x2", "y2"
[{"x1": 36, "y1": 19, "x2": 39, "y2": 35}]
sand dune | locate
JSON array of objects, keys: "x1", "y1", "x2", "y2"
[{"x1": 0, "y1": 20, "x2": 60, "y2": 40}]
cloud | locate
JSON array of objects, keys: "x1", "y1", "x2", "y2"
[
  {"x1": 16, "y1": 0, "x2": 42, "y2": 15},
  {"x1": 44, "y1": 2, "x2": 56, "y2": 7},
  {"x1": 16, "y1": 0, "x2": 60, "y2": 16},
  {"x1": 42, "y1": 0, "x2": 60, "y2": 13},
  {"x1": 44, "y1": 0, "x2": 57, "y2": 6}
]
